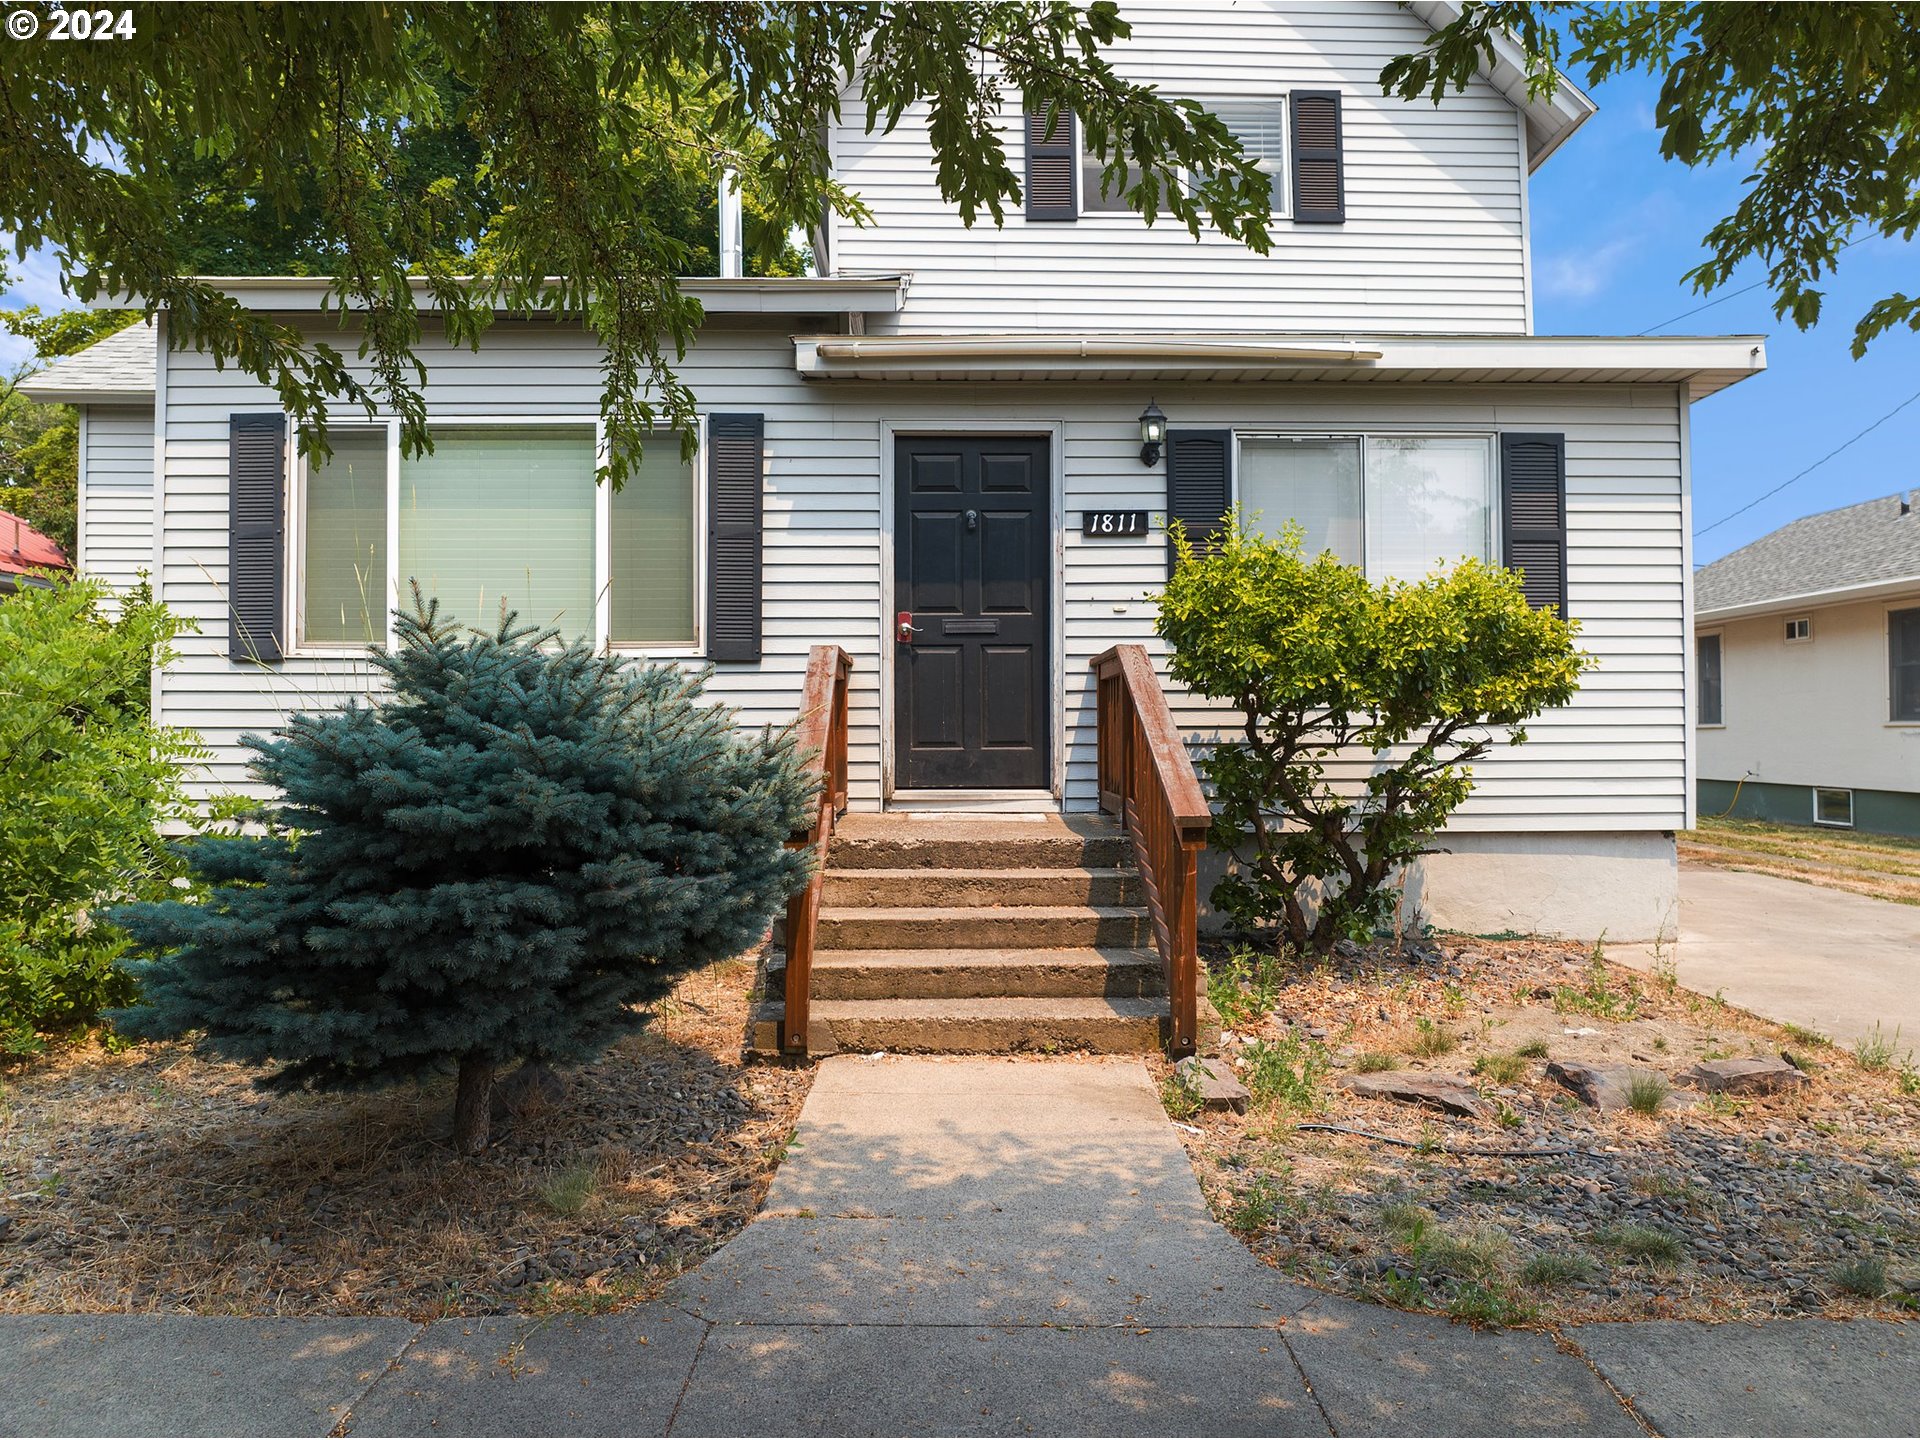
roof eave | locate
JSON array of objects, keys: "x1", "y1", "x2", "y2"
[
  {"x1": 1697, "y1": 574, "x2": 1920, "y2": 623},
  {"x1": 1406, "y1": 1, "x2": 1597, "y2": 171}
]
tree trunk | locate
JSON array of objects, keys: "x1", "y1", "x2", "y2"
[{"x1": 453, "y1": 1055, "x2": 495, "y2": 1154}]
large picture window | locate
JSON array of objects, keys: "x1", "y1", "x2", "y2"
[
  {"x1": 1237, "y1": 434, "x2": 1495, "y2": 583},
  {"x1": 295, "y1": 421, "x2": 700, "y2": 652}
]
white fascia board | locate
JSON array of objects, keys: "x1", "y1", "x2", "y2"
[
  {"x1": 98, "y1": 275, "x2": 910, "y2": 315},
  {"x1": 794, "y1": 332, "x2": 1768, "y2": 393},
  {"x1": 12, "y1": 384, "x2": 154, "y2": 405},
  {"x1": 1696, "y1": 575, "x2": 1920, "y2": 624},
  {"x1": 1406, "y1": 1, "x2": 1597, "y2": 171}
]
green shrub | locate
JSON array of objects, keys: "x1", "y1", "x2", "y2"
[
  {"x1": 0, "y1": 578, "x2": 203, "y2": 1053},
  {"x1": 1626, "y1": 1073, "x2": 1672, "y2": 1116},
  {"x1": 1520, "y1": 1251, "x2": 1596, "y2": 1287},
  {"x1": 1595, "y1": 1223, "x2": 1686, "y2": 1269},
  {"x1": 1204, "y1": 944, "x2": 1287, "y2": 1028},
  {"x1": 1410, "y1": 1017, "x2": 1457, "y2": 1059},
  {"x1": 1854, "y1": 1024, "x2": 1906, "y2": 1072},
  {"x1": 1472, "y1": 1051, "x2": 1528, "y2": 1084},
  {"x1": 1354, "y1": 1050, "x2": 1398, "y2": 1073},
  {"x1": 1156, "y1": 516, "x2": 1588, "y2": 952},
  {"x1": 112, "y1": 596, "x2": 813, "y2": 1152}
]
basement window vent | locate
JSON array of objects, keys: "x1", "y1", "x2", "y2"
[
  {"x1": 1813, "y1": 787, "x2": 1854, "y2": 828},
  {"x1": 1786, "y1": 616, "x2": 1812, "y2": 642}
]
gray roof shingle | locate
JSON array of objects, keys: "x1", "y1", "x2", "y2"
[
  {"x1": 1695, "y1": 492, "x2": 1920, "y2": 615},
  {"x1": 13, "y1": 321, "x2": 155, "y2": 403}
]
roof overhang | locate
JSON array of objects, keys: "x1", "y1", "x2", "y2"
[
  {"x1": 13, "y1": 381, "x2": 152, "y2": 405},
  {"x1": 794, "y1": 332, "x2": 1768, "y2": 400},
  {"x1": 1406, "y1": 2, "x2": 1597, "y2": 170},
  {"x1": 99, "y1": 274, "x2": 910, "y2": 316},
  {"x1": 1697, "y1": 573, "x2": 1920, "y2": 624}
]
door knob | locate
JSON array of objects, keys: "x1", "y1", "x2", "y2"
[{"x1": 896, "y1": 610, "x2": 920, "y2": 644}]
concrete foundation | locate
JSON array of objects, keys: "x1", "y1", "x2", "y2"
[{"x1": 1196, "y1": 830, "x2": 1679, "y2": 944}]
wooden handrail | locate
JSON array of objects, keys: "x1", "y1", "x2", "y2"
[
  {"x1": 782, "y1": 644, "x2": 854, "y2": 1055},
  {"x1": 1090, "y1": 644, "x2": 1209, "y2": 1057}
]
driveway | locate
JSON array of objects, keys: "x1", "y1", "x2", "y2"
[{"x1": 1614, "y1": 866, "x2": 1920, "y2": 1049}]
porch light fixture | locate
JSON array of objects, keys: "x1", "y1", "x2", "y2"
[{"x1": 1138, "y1": 400, "x2": 1168, "y2": 467}]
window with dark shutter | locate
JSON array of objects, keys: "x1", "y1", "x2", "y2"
[
  {"x1": 706, "y1": 412, "x2": 764, "y2": 662},
  {"x1": 1024, "y1": 107, "x2": 1078, "y2": 221},
  {"x1": 1165, "y1": 429, "x2": 1233, "y2": 576},
  {"x1": 1289, "y1": 91, "x2": 1344, "y2": 223},
  {"x1": 228, "y1": 412, "x2": 287, "y2": 662},
  {"x1": 1499, "y1": 432, "x2": 1567, "y2": 615},
  {"x1": 1697, "y1": 633, "x2": 1723, "y2": 725}
]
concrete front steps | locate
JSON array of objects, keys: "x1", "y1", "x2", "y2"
[{"x1": 754, "y1": 813, "x2": 1212, "y2": 1057}]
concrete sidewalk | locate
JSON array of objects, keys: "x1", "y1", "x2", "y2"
[
  {"x1": 4, "y1": 1056, "x2": 1917, "y2": 1436},
  {"x1": 1614, "y1": 866, "x2": 1920, "y2": 1047}
]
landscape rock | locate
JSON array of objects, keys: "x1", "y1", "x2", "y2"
[
  {"x1": 1175, "y1": 1056, "x2": 1251, "y2": 1114},
  {"x1": 1546, "y1": 1059, "x2": 1685, "y2": 1112},
  {"x1": 1677, "y1": 1056, "x2": 1811, "y2": 1096},
  {"x1": 1340, "y1": 1070, "x2": 1487, "y2": 1118}
]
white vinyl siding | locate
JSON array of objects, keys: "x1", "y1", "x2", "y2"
[
  {"x1": 77, "y1": 405, "x2": 154, "y2": 608},
  {"x1": 157, "y1": 320, "x2": 1689, "y2": 834},
  {"x1": 832, "y1": 1, "x2": 1530, "y2": 335}
]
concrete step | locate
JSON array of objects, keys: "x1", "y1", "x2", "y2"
[
  {"x1": 767, "y1": 946, "x2": 1167, "y2": 1001},
  {"x1": 827, "y1": 813, "x2": 1132, "y2": 871},
  {"x1": 753, "y1": 996, "x2": 1173, "y2": 1055},
  {"x1": 813, "y1": 904, "x2": 1152, "y2": 951},
  {"x1": 821, "y1": 866, "x2": 1141, "y2": 908}
]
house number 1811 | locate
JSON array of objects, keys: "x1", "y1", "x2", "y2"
[{"x1": 1081, "y1": 510, "x2": 1149, "y2": 537}]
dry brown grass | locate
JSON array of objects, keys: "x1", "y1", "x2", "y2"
[
  {"x1": 0, "y1": 954, "x2": 806, "y2": 1318},
  {"x1": 1682, "y1": 816, "x2": 1920, "y2": 906}
]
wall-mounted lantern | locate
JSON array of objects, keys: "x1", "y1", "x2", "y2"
[{"x1": 1138, "y1": 399, "x2": 1168, "y2": 468}]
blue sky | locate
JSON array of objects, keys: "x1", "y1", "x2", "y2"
[
  {"x1": 1527, "y1": 67, "x2": 1920, "y2": 564},
  {"x1": 6, "y1": 60, "x2": 1914, "y2": 566}
]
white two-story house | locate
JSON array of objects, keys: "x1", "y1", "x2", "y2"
[{"x1": 27, "y1": 1, "x2": 1766, "y2": 941}]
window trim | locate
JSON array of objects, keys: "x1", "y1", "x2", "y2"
[
  {"x1": 1891, "y1": 603, "x2": 1920, "y2": 725},
  {"x1": 1812, "y1": 787, "x2": 1854, "y2": 829},
  {"x1": 1784, "y1": 615, "x2": 1812, "y2": 644},
  {"x1": 1231, "y1": 428, "x2": 1499, "y2": 581},
  {"x1": 1696, "y1": 629, "x2": 1725, "y2": 728},
  {"x1": 286, "y1": 414, "x2": 706, "y2": 659}
]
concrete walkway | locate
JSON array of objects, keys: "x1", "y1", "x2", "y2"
[
  {"x1": 4, "y1": 1055, "x2": 1918, "y2": 1436},
  {"x1": 1614, "y1": 866, "x2": 1920, "y2": 1047}
]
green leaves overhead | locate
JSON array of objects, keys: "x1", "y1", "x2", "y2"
[
  {"x1": 3, "y1": 3, "x2": 1273, "y2": 483},
  {"x1": 1383, "y1": 2, "x2": 1920, "y2": 357}
]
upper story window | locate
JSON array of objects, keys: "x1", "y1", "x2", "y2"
[
  {"x1": 1195, "y1": 103, "x2": 1287, "y2": 214},
  {"x1": 1698, "y1": 633, "x2": 1724, "y2": 725},
  {"x1": 1892, "y1": 606, "x2": 1920, "y2": 722},
  {"x1": 1236, "y1": 434, "x2": 1494, "y2": 584},
  {"x1": 1785, "y1": 615, "x2": 1812, "y2": 642},
  {"x1": 296, "y1": 422, "x2": 699, "y2": 652}
]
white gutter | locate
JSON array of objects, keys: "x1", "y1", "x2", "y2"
[
  {"x1": 95, "y1": 274, "x2": 911, "y2": 315},
  {"x1": 811, "y1": 336, "x2": 1384, "y2": 364}
]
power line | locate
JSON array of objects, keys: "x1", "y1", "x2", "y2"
[
  {"x1": 1637, "y1": 237, "x2": 1864, "y2": 336},
  {"x1": 1695, "y1": 383, "x2": 1920, "y2": 537}
]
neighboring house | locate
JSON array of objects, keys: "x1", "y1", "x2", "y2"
[
  {"x1": 12, "y1": 321, "x2": 154, "y2": 610},
  {"x1": 1693, "y1": 493, "x2": 1920, "y2": 838},
  {"x1": 0, "y1": 508, "x2": 71, "y2": 593},
  {"x1": 29, "y1": 1, "x2": 1768, "y2": 940}
]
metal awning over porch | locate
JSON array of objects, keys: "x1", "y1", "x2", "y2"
[{"x1": 792, "y1": 331, "x2": 1768, "y2": 401}]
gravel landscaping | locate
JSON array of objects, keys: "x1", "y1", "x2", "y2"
[
  {"x1": 1159, "y1": 933, "x2": 1920, "y2": 1327},
  {"x1": 0, "y1": 954, "x2": 808, "y2": 1317}
]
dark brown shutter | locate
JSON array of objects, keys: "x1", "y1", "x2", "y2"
[
  {"x1": 707, "y1": 412, "x2": 764, "y2": 662},
  {"x1": 228, "y1": 412, "x2": 286, "y2": 662},
  {"x1": 1290, "y1": 91, "x2": 1345, "y2": 223},
  {"x1": 1024, "y1": 107, "x2": 1078, "y2": 221},
  {"x1": 1501, "y1": 432, "x2": 1568, "y2": 614},
  {"x1": 1165, "y1": 429, "x2": 1233, "y2": 576}
]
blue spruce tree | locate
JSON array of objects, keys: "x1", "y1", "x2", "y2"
[{"x1": 113, "y1": 595, "x2": 813, "y2": 1151}]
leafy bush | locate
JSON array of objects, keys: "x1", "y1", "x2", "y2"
[
  {"x1": 0, "y1": 578, "x2": 202, "y2": 1053},
  {"x1": 112, "y1": 596, "x2": 813, "y2": 1151},
  {"x1": 1242, "y1": 1033, "x2": 1330, "y2": 1109},
  {"x1": 1157, "y1": 516, "x2": 1588, "y2": 951}
]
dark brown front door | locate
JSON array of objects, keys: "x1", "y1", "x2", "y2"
[{"x1": 894, "y1": 434, "x2": 1051, "y2": 790}]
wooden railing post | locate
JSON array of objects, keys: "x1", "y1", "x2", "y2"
[
  {"x1": 1088, "y1": 645, "x2": 1210, "y2": 1058},
  {"x1": 781, "y1": 644, "x2": 854, "y2": 1057}
]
